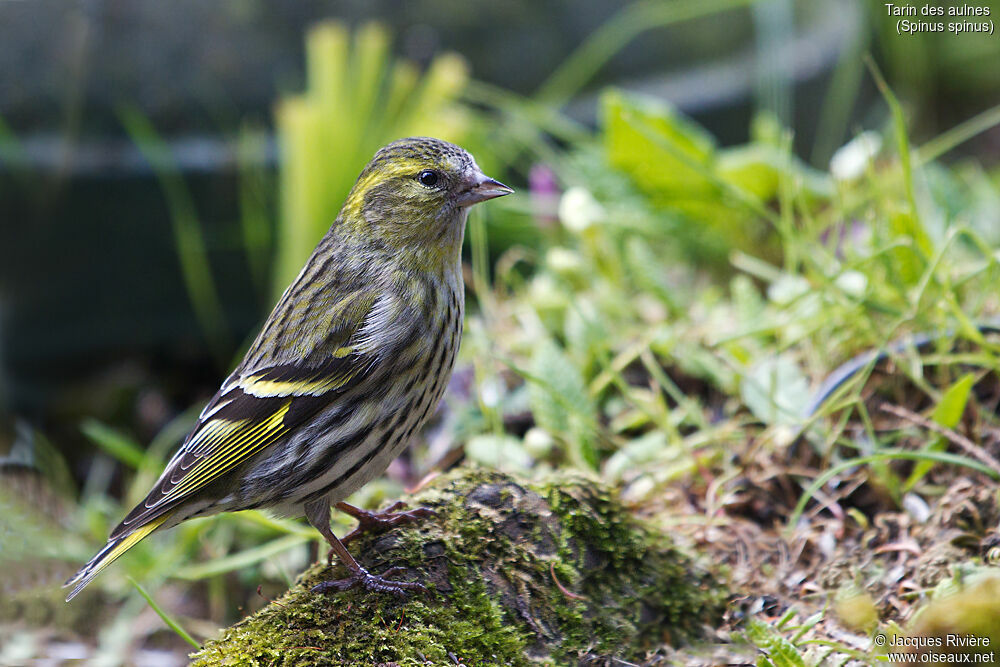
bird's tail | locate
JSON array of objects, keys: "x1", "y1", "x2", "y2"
[{"x1": 64, "y1": 515, "x2": 168, "y2": 601}]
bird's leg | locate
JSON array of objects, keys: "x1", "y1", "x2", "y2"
[
  {"x1": 303, "y1": 498, "x2": 425, "y2": 597},
  {"x1": 336, "y1": 500, "x2": 436, "y2": 545}
]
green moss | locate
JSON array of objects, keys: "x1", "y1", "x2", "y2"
[{"x1": 191, "y1": 467, "x2": 727, "y2": 665}]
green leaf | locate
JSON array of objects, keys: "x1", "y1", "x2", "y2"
[
  {"x1": 887, "y1": 210, "x2": 931, "y2": 285},
  {"x1": 717, "y1": 144, "x2": 782, "y2": 201},
  {"x1": 931, "y1": 372, "x2": 976, "y2": 429},
  {"x1": 465, "y1": 434, "x2": 533, "y2": 472},
  {"x1": 604, "y1": 432, "x2": 673, "y2": 481},
  {"x1": 563, "y1": 297, "x2": 607, "y2": 367},
  {"x1": 601, "y1": 89, "x2": 789, "y2": 264},
  {"x1": 717, "y1": 144, "x2": 832, "y2": 204},
  {"x1": 602, "y1": 89, "x2": 716, "y2": 199},
  {"x1": 744, "y1": 617, "x2": 807, "y2": 667},
  {"x1": 527, "y1": 340, "x2": 599, "y2": 469},
  {"x1": 905, "y1": 372, "x2": 976, "y2": 491},
  {"x1": 740, "y1": 357, "x2": 810, "y2": 426}
]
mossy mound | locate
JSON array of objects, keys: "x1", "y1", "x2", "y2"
[{"x1": 191, "y1": 467, "x2": 726, "y2": 665}]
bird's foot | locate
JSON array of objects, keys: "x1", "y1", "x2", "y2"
[
  {"x1": 337, "y1": 501, "x2": 436, "y2": 545},
  {"x1": 311, "y1": 565, "x2": 426, "y2": 597}
]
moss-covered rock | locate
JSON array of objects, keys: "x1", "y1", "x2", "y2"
[{"x1": 191, "y1": 467, "x2": 726, "y2": 665}]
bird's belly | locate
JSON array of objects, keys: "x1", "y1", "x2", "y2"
[{"x1": 234, "y1": 308, "x2": 461, "y2": 517}]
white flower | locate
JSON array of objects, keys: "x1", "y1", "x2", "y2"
[
  {"x1": 830, "y1": 131, "x2": 882, "y2": 182},
  {"x1": 478, "y1": 376, "x2": 504, "y2": 408},
  {"x1": 546, "y1": 247, "x2": 584, "y2": 277},
  {"x1": 768, "y1": 274, "x2": 811, "y2": 305},
  {"x1": 558, "y1": 186, "x2": 604, "y2": 232},
  {"x1": 834, "y1": 270, "x2": 867, "y2": 297},
  {"x1": 523, "y1": 427, "x2": 554, "y2": 458}
]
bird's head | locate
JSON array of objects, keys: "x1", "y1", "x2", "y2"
[{"x1": 341, "y1": 137, "x2": 512, "y2": 262}]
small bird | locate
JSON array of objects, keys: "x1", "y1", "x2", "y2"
[{"x1": 66, "y1": 137, "x2": 513, "y2": 600}]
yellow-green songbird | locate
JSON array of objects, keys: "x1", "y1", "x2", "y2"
[{"x1": 66, "y1": 137, "x2": 512, "y2": 600}]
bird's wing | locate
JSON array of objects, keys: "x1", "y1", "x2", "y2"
[{"x1": 108, "y1": 289, "x2": 383, "y2": 539}]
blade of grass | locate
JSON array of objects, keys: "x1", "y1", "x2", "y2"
[
  {"x1": 469, "y1": 206, "x2": 493, "y2": 316},
  {"x1": 80, "y1": 419, "x2": 145, "y2": 470},
  {"x1": 236, "y1": 124, "x2": 273, "y2": 298},
  {"x1": 916, "y1": 102, "x2": 1000, "y2": 165},
  {"x1": 128, "y1": 576, "x2": 199, "y2": 648},
  {"x1": 810, "y1": 14, "x2": 868, "y2": 166},
  {"x1": 537, "y1": 0, "x2": 758, "y2": 105},
  {"x1": 118, "y1": 105, "x2": 230, "y2": 363},
  {"x1": 463, "y1": 81, "x2": 592, "y2": 147},
  {"x1": 173, "y1": 533, "x2": 311, "y2": 580},
  {"x1": 902, "y1": 373, "x2": 976, "y2": 491},
  {"x1": 866, "y1": 56, "x2": 920, "y2": 228},
  {"x1": 752, "y1": 0, "x2": 794, "y2": 128},
  {"x1": 234, "y1": 509, "x2": 320, "y2": 537},
  {"x1": 350, "y1": 23, "x2": 391, "y2": 153},
  {"x1": 0, "y1": 114, "x2": 29, "y2": 177},
  {"x1": 787, "y1": 449, "x2": 1000, "y2": 532}
]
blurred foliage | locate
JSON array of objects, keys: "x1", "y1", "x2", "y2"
[
  {"x1": 274, "y1": 20, "x2": 471, "y2": 294},
  {"x1": 455, "y1": 78, "x2": 1000, "y2": 521},
  {"x1": 118, "y1": 106, "x2": 232, "y2": 360},
  {"x1": 902, "y1": 568, "x2": 1000, "y2": 663},
  {"x1": 743, "y1": 612, "x2": 817, "y2": 667},
  {"x1": 602, "y1": 90, "x2": 831, "y2": 267},
  {"x1": 7, "y1": 3, "x2": 1000, "y2": 662}
]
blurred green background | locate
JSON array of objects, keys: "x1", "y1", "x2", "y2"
[
  {"x1": 2, "y1": 0, "x2": 999, "y2": 663},
  {"x1": 2, "y1": 0, "x2": 997, "y2": 439}
]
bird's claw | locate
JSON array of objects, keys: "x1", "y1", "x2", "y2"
[
  {"x1": 338, "y1": 501, "x2": 437, "y2": 545},
  {"x1": 311, "y1": 565, "x2": 426, "y2": 597}
]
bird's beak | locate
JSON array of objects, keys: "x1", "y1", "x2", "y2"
[{"x1": 456, "y1": 172, "x2": 514, "y2": 207}]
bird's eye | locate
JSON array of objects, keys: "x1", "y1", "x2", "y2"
[{"x1": 417, "y1": 170, "x2": 439, "y2": 188}]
